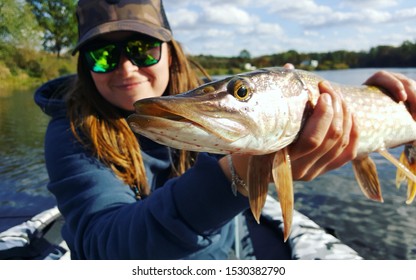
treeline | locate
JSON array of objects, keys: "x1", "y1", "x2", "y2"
[
  {"x1": 191, "y1": 40, "x2": 416, "y2": 75},
  {"x1": 1, "y1": 1, "x2": 415, "y2": 87},
  {"x1": 2, "y1": 40, "x2": 415, "y2": 88},
  {"x1": 0, "y1": 43, "x2": 77, "y2": 88},
  {"x1": 0, "y1": 0, "x2": 77, "y2": 88},
  {"x1": 256, "y1": 40, "x2": 416, "y2": 69}
]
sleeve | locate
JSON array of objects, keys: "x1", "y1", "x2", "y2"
[{"x1": 44, "y1": 117, "x2": 249, "y2": 259}]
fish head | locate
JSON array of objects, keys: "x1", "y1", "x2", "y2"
[{"x1": 128, "y1": 68, "x2": 308, "y2": 154}]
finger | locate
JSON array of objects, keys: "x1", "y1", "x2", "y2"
[
  {"x1": 290, "y1": 81, "x2": 344, "y2": 160},
  {"x1": 301, "y1": 110, "x2": 359, "y2": 180},
  {"x1": 339, "y1": 100, "x2": 354, "y2": 150},
  {"x1": 291, "y1": 86, "x2": 345, "y2": 180},
  {"x1": 401, "y1": 77, "x2": 416, "y2": 120},
  {"x1": 322, "y1": 81, "x2": 344, "y2": 142},
  {"x1": 290, "y1": 82, "x2": 345, "y2": 179},
  {"x1": 364, "y1": 70, "x2": 407, "y2": 102},
  {"x1": 289, "y1": 91, "x2": 333, "y2": 161},
  {"x1": 365, "y1": 71, "x2": 416, "y2": 120},
  {"x1": 283, "y1": 63, "x2": 295, "y2": 69},
  {"x1": 317, "y1": 98, "x2": 354, "y2": 165},
  {"x1": 324, "y1": 113, "x2": 359, "y2": 171}
]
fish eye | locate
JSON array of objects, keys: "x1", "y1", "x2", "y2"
[{"x1": 227, "y1": 77, "x2": 252, "y2": 101}]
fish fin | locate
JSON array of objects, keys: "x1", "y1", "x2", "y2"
[
  {"x1": 406, "y1": 178, "x2": 416, "y2": 205},
  {"x1": 271, "y1": 148, "x2": 293, "y2": 242},
  {"x1": 247, "y1": 154, "x2": 274, "y2": 223},
  {"x1": 351, "y1": 156, "x2": 383, "y2": 202},
  {"x1": 396, "y1": 151, "x2": 408, "y2": 189},
  {"x1": 403, "y1": 144, "x2": 416, "y2": 204},
  {"x1": 378, "y1": 148, "x2": 416, "y2": 204}
]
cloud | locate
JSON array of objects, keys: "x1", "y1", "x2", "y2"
[
  {"x1": 394, "y1": 7, "x2": 416, "y2": 20},
  {"x1": 164, "y1": 0, "x2": 416, "y2": 56},
  {"x1": 304, "y1": 9, "x2": 391, "y2": 28},
  {"x1": 265, "y1": 0, "x2": 332, "y2": 15},
  {"x1": 201, "y1": 5, "x2": 255, "y2": 26},
  {"x1": 340, "y1": 0, "x2": 399, "y2": 9},
  {"x1": 168, "y1": 8, "x2": 199, "y2": 30}
]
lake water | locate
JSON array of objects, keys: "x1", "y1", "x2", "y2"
[{"x1": 1, "y1": 68, "x2": 416, "y2": 259}]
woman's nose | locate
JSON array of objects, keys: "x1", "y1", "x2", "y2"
[{"x1": 117, "y1": 53, "x2": 138, "y2": 74}]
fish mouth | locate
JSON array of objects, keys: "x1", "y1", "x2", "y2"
[
  {"x1": 128, "y1": 97, "x2": 248, "y2": 143},
  {"x1": 136, "y1": 102, "x2": 191, "y2": 125},
  {"x1": 131, "y1": 101, "x2": 208, "y2": 133}
]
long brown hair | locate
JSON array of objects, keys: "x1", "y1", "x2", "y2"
[{"x1": 67, "y1": 39, "x2": 206, "y2": 198}]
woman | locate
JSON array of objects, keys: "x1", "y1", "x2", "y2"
[{"x1": 35, "y1": 0, "x2": 416, "y2": 259}]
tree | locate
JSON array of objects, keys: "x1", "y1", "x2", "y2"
[
  {"x1": 0, "y1": 0, "x2": 41, "y2": 48},
  {"x1": 26, "y1": 0, "x2": 78, "y2": 57},
  {"x1": 239, "y1": 49, "x2": 251, "y2": 60}
]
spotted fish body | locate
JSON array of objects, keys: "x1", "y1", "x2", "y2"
[{"x1": 128, "y1": 67, "x2": 416, "y2": 241}]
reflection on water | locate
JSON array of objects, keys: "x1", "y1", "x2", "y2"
[
  {"x1": 0, "y1": 68, "x2": 416, "y2": 259},
  {"x1": 289, "y1": 149, "x2": 416, "y2": 260},
  {"x1": 0, "y1": 86, "x2": 55, "y2": 231}
]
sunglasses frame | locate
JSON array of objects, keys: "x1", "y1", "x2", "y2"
[{"x1": 82, "y1": 36, "x2": 163, "y2": 74}]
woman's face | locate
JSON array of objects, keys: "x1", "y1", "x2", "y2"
[{"x1": 89, "y1": 32, "x2": 170, "y2": 111}]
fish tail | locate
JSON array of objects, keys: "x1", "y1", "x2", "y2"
[
  {"x1": 396, "y1": 144, "x2": 416, "y2": 204},
  {"x1": 379, "y1": 146, "x2": 416, "y2": 204}
]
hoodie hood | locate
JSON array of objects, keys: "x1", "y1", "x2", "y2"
[{"x1": 34, "y1": 75, "x2": 76, "y2": 119}]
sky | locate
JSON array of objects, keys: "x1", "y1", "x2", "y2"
[{"x1": 163, "y1": 0, "x2": 416, "y2": 57}]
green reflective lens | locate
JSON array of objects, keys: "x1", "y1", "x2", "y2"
[
  {"x1": 126, "y1": 40, "x2": 161, "y2": 67},
  {"x1": 84, "y1": 37, "x2": 162, "y2": 74},
  {"x1": 86, "y1": 45, "x2": 119, "y2": 73}
]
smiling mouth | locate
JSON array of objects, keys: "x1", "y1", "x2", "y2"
[
  {"x1": 116, "y1": 79, "x2": 149, "y2": 87},
  {"x1": 118, "y1": 82, "x2": 138, "y2": 87}
]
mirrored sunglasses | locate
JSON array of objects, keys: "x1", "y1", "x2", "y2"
[{"x1": 83, "y1": 37, "x2": 162, "y2": 73}]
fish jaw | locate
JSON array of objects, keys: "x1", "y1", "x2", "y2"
[
  {"x1": 128, "y1": 93, "x2": 255, "y2": 154},
  {"x1": 128, "y1": 74, "x2": 297, "y2": 155}
]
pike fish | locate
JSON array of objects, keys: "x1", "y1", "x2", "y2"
[{"x1": 127, "y1": 67, "x2": 416, "y2": 241}]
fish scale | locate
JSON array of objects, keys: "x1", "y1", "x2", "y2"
[{"x1": 128, "y1": 67, "x2": 416, "y2": 241}]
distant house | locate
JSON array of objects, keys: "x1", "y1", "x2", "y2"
[
  {"x1": 300, "y1": 60, "x2": 319, "y2": 68},
  {"x1": 244, "y1": 63, "x2": 256, "y2": 70}
]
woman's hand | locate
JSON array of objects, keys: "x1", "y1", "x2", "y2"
[
  {"x1": 289, "y1": 70, "x2": 416, "y2": 181},
  {"x1": 364, "y1": 70, "x2": 416, "y2": 120},
  {"x1": 289, "y1": 81, "x2": 359, "y2": 181}
]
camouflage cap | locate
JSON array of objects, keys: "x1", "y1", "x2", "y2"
[{"x1": 72, "y1": 0, "x2": 172, "y2": 54}]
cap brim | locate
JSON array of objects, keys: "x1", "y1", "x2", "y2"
[{"x1": 72, "y1": 20, "x2": 172, "y2": 55}]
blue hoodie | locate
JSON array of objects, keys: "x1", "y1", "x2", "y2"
[{"x1": 34, "y1": 75, "x2": 249, "y2": 259}]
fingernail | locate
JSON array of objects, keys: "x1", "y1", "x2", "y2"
[
  {"x1": 321, "y1": 81, "x2": 333, "y2": 89},
  {"x1": 322, "y1": 93, "x2": 332, "y2": 105},
  {"x1": 400, "y1": 89, "x2": 407, "y2": 100}
]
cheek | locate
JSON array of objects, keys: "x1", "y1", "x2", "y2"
[
  {"x1": 156, "y1": 64, "x2": 170, "y2": 93},
  {"x1": 155, "y1": 47, "x2": 171, "y2": 93},
  {"x1": 91, "y1": 73, "x2": 111, "y2": 98}
]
